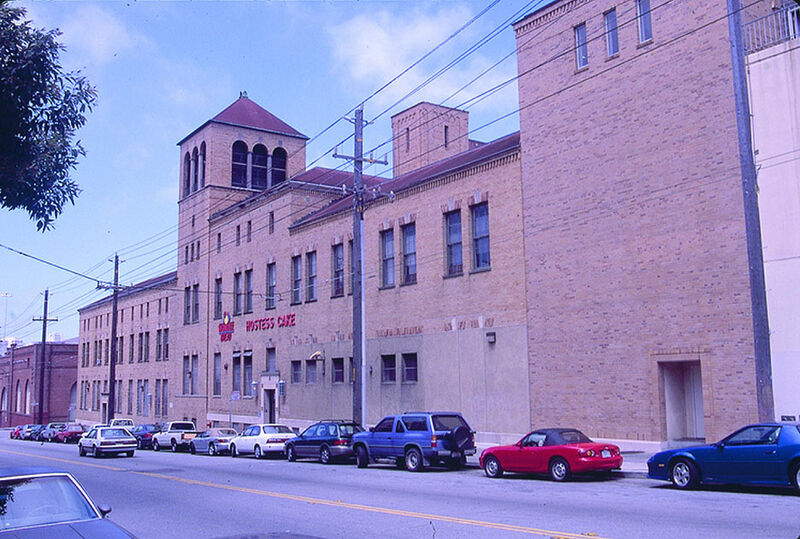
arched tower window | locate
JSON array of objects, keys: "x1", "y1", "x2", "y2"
[
  {"x1": 199, "y1": 142, "x2": 206, "y2": 188},
  {"x1": 1, "y1": 387, "x2": 6, "y2": 411},
  {"x1": 232, "y1": 141, "x2": 248, "y2": 188},
  {"x1": 271, "y1": 147, "x2": 287, "y2": 185},
  {"x1": 24, "y1": 380, "x2": 30, "y2": 415},
  {"x1": 192, "y1": 147, "x2": 199, "y2": 192},
  {"x1": 252, "y1": 144, "x2": 268, "y2": 189},
  {"x1": 183, "y1": 152, "x2": 191, "y2": 196}
]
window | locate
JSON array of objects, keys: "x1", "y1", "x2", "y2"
[
  {"x1": 143, "y1": 379, "x2": 150, "y2": 416},
  {"x1": 348, "y1": 239, "x2": 355, "y2": 294},
  {"x1": 233, "y1": 272, "x2": 242, "y2": 315},
  {"x1": 267, "y1": 347, "x2": 276, "y2": 373},
  {"x1": 243, "y1": 352, "x2": 253, "y2": 396},
  {"x1": 185, "y1": 245, "x2": 189, "y2": 264},
  {"x1": 291, "y1": 360, "x2": 302, "y2": 383},
  {"x1": 155, "y1": 379, "x2": 162, "y2": 416},
  {"x1": 235, "y1": 225, "x2": 241, "y2": 246},
  {"x1": 192, "y1": 147, "x2": 199, "y2": 191},
  {"x1": 192, "y1": 284, "x2": 199, "y2": 322},
  {"x1": 374, "y1": 417, "x2": 394, "y2": 432},
  {"x1": 217, "y1": 233, "x2": 222, "y2": 253},
  {"x1": 306, "y1": 360, "x2": 318, "y2": 384},
  {"x1": 184, "y1": 287, "x2": 191, "y2": 325},
  {"x1": 269, "y1": 211, "x2": 275, "y2": 234},
  {"x1": 163, "y1": 329, "x2": 169, "y2": 360},
  {"x1": 213, "y1": 353, "x2": 221, "y2": 396},
  {"x1": 191, "y1": 355, "x2": 198, "y2": 395},
  {"x1": 232, "y1": 141, "x2": 248, "y2": 187},
  {"x1": 137, "y1": 333, "x2": 143, "y2": 363},
  {"x1": 214, "y1": 278, "x2": 223, "y2": 319},
  {"x1": 637, "y1": 0, "x2": 652, "y2": 43},
  {"x1": 252, "y1": 144, "x2": 268, "y2": 189},
  {"x1": 199, "y1": 142, "x2": 206, "y2": 188},
  {"x1": 232, "y1": 353, "x2": 241, "y2": 394},
  {"x1": 332, "y1": 358, "x2": 344, "y2": 383},
  {"x1": 183, "y1": 356, "x2": 190, "y2": 395},
  {"x1": 444, "y1": 125, "x2": 449, "y2": 148},
  {"x1": 129, "y1": 334, "x2": 134, "y2": 364},
  {"x1": 161, "y1": 380, "x2": 168, "y2": 417},
  {"x1": 380, "y1": 229, "x2": 394, "y2": 287},
  {"x1": 306, "y1": 251, "x2": 317, "y2": 301},
  {"x1": 143, "y1": 332, "x2": 150, "y2": 362},
  {"x1": 190, "y1": 242, "x2": 194, "y2": 262},
  {"x1": 445, "y1": 211, "x2": 463, "y2": 275},
  {"x1": 402, "y1": 223, "x2": 416, "y2": 285},
  {"x1": 381, "y1": 355, "x2": 396, "y2": 383},
  {"x1": 575, "y1": 23, "x2": 588, "y2": 69},
  {"x1": 605, "y1": 8, "x2": 619, "y2": 57},
  {"x1": 471, "y1": 203, "x2": 490, "y2": 270},
  {"x1": 246, "y1": 220, "x2": 252, "y2": 242},
  {"x1": 117, "y1": 336, "x2": 123, "y2": 364},
  {"x1": 332, "y1": 244, "x2": 344, "y2": 297},
  {"x1": 183, "y1": 152, "x2": 191, "y2": 196},
  {"x1": 266, "y1": 263, "x2": 276, "y2": 309},
  {"x1": 244, "y1": 269, "x2": 253, "y2": 313},
  {"x1": 272, "y1": 147, "x2": 287, "y2": 184},
  {"x1": 402, "y1": 353, "x2": 418, "y2": 383},
  {"x1": 291, "y1": 256, "x2": 302, "y2": 304},
  {"x1": 127, "y1": 380, "x2": 133, "y2": 414}
]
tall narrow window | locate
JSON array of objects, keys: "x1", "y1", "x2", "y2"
[
  {"x1": 213, "y1": 353, "x2": 221, "y2": 396},
  {"x1": 143, "y1": 380, "x2": 150, "y2": 416},
  {"x1": 137, "y1": 333, "x2": 143, "y2": 363},
  {"x1": 444, "y1": 125, "x2": 449, "y2": 149},
  {"x1": 267, "y1": 347, "x2": 276, "y2": 373},
  {"x1": 269, "y1": 211, "x2": 275, "y2": 234},
  {"x1": 332, "y1": 358, "x2": 344, "y2": 383},
  {"x1": 127, "y1": 380, "x2": 133, "y2": 414},
  {"x1": 291, "y1": 361, "x2": 302, "y2": 383},
  {"x1": 191, "y1": 355, "x2": 198, "y2": 395},
  {"x1": 471, "y1": 202, "x2": 490, "y2": 270},
  {"x1": 291, "y1": 256, "x2": 302, "y2": 304},
  {"x1": 243, "y1": 352, "x2": 253, "y2": 396},
  {"x1": 161, "y1": 380, "x2": 168, "y2": 417},
  {"x1": 192, "y1": 284, "x2": 199, "y2": 322},
  {"x1": 637, "y1": 0, "x2": 652, "y2": 43},
  {"x1": 183, "y1": 152, "x2": 191, "y2": 196},
  {"x1": 445, "y1": 211, "x2": 463, "y2": 276},
  {"x1": 244, "y1": 269, "x2": 253, "y2": 313},
  {"x1": 306, "y1": 360, "x2": 317, "y2": 384},
  {"x1": 143, "y1": 332, "x2": 150, "y2": 362},
  {"x1": 605, "y1": 9, "x2": 619, "y2": 57},
  {"x1": 405, "y1": 127, "x2": 410, "y2": 152},
  {"x1": 348, "y1": 240, "x2": 355, "y2": 294},
  {"x1": 184, "y1": 287, "x2": 191, "y2": 325},
  {"x1": 214, "y1": 278, "x2": 223, "y2": 319},
  {"x1": 233, "y1": 272, "x2": 242, "y2": 315},
  {"x1": 271, "y1": 147, "x2": 287, "y2": 185},
  {"x1": 402, "y1": 223, "x2": 416, "y2": 285},
  {"x1": 183, "y1": 356, "x2": 190, "y2": 394},
  {"x1": 252, "y1": 144, "x2": 268, "y2": 189},
  {"x1": 235, "y1": 225, "x2": 241, "y2": 246},
  {"x1": 380, "y1": 229, "x2": 394, "y2": 287},
  {"x1": 199, "y1": 142, "x2": 206, "y2": 188},
  {"x1": 381, "y1": 355, "x2": 396, "y2": 383},
  {"x1": 246, "y1": 220, "x2": 252, "y2": 242},
  {"x1": 575, "y1": 23, "x2": 588, "y2": 69},
  {"x1": 192, "y1": 147, "x2": 199, "y2": 192},
  {"x1": 232, "y1": 353, "x2": 242, "y2": 394},
  {"x1": 216, "y1": 233, "x2": 222, "y2": 253},
  {"x1": 306, "y1": 251, "x2": 317, "y2": 301},
  {"x1": 163, "y1": 328, "x2": 169, "y2": 360},
  {"x1": 332, "y1": 244, "x2": 344, "y2": 297},
  {"x1": 129, "y1": 334, "x2": 134, "y2": 364},
  {"x1": 266, "y1": 263, "x2": 276, "y2": 309},
  {"x1": 155, "y1": 379, "x2": 162, "y2": 416},
  {"x1": 232, "y1": 141, "x2": 248, "y2": 187},
  {"x1": 156, "y1": 330, "x2": 162, "y2": 361}
]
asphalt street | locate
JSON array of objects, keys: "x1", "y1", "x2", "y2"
[{"x1": 1, "y1": 436, "x2": 798, "y2": 539}]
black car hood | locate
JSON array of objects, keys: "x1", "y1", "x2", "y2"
[{"x1": 0, "y1": 519, "x2": 135, "y2": 538}]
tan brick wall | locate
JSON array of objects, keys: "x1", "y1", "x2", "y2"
[{"x1": 392, "y1": 103, "x2": 471, "y2": 176}]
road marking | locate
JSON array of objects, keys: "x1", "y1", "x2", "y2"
[{"x1": 1, "y1": 447, "x2": 609, "y2": 538}]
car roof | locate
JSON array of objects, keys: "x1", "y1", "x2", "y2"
[{"x1": 0, "y1": 467, "x2": 70, "y2": 479}]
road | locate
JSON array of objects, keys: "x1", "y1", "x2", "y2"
[{"x1": 1, "y1": 436, "x2": 798, "y2": 538}]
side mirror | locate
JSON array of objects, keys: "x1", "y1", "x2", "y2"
[
  {"x1": 516, "y1": 441, "x2": 523, "y2": 448},
  {"x1": 369, "y1": 426, "x2": 376, "y2": 432},
  {"x1": 97, "y1": 504, "x2": 112, "y2": 517},
  {"x1": 713, "y1": 442, "x2": 724, "y2": 449}
]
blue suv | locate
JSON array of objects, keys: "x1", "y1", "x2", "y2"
[{"x1": 351, "y1": 412, "x2": 476, "y2": 472}]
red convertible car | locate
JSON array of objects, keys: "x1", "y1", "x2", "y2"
[{"x1": 480, "y1": 428, "x2": 622, "y2": 481}]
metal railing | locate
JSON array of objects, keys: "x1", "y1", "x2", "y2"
[{"x1": 744, "y1": 4, "x2": 799, "y2": 54}]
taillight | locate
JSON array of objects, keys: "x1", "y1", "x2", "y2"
[
  {"x1": 218, "y1": 438, "x2": 228, "y2": 443},
  {"x1": 267, "y1": 438, "x2": 283, "y2": 444},
  {"x1": 579, "y1": 449, "x2": 596, "y2": 457},
  {"x1": 431, "y1": 435, "x2": 437, "y2": 448},
  {"x1": 144, "y1": 433, "x2": 152, "y2": 438},
  {"x1": 333, "y1": 439, "x2": 348, "y2": 446}
]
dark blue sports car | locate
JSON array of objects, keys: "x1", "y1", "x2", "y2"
[{"x1": 647, "y1": 422, "x2": 800, "y2": 491}]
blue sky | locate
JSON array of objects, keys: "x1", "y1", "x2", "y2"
[{"x1": 0, "y1": 0, "x2": 533, "y2": 343}]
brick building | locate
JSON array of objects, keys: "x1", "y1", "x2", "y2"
[{"x1": 0, "y1": 341, "x2": 78, "y2": 427}]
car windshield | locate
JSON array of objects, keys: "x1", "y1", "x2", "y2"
[
  {"x1": 262, "y1": 426, "x2": 293, "y2": 434},
  {"x1": 337, "y1": 424, "x2": 363, "y2": 435},
  {"x1": 552, "y1": 430, "x2": 593, "y2": 445},
  {"x1": 0, "y1": 475, "x2": 98, "y2": 531},
  {"x1": 432, "y1": 415, "x2": 469, "y2": 431},
  {"x1": 66, "y1": 424, "x2": 83, "y2": 431},
  {"x1": 215, "y1": 429, "x2": 236, "y2": 436},
  {"x1": 100, "y1": 428, "x2": 130, "y2": 438}
]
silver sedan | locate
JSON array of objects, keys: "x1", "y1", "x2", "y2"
[
  {"x1": 189, "y1": 428, "x2": 238, "y2": 456},
  {"x1": 78, "y1": 427, "x2": 137, "y2": 458}
]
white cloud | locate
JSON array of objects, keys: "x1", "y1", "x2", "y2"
[{"x1": 59, "y1": 5, "x2": 149, "y2": 67}]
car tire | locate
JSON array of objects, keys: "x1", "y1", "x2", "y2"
[
  {"x1": 92, "y1": 445, "x2": 101, "y2": 459},
  {"x1": 320, "y1": 446, "x2": 332, "y2": 465},
  {"x1": 171, "y1": 440, "x2": 178, "y2": 453},
  {"x1": 670, "y1": 459, "x2": 699, "y2": 490},
  {"x1": 209, "y1": 443, "x2": 217, "y2": 456},
  {"x1": 405, "y1": 447, "x2": 424, "y2": 472},
  {"x1": 450, "y1": 426, "x2": 471, "y2": 451},
  {"x1": 549, "y1": 457, "x2": 571, "y2": 482},
  {"x1": 153, "y1": 439, "x2": 160, "y2": 451},
  {"x1": 484, "y1": 455, "x2": 503, "y2": 478},
  {"x1": 231, "y1": 444, "x2": 238, "y2": 458},
  {"x1": 190, "y1": 442, "x2": 196, "y2": 454},
  {"x1": 286, "y1": 445, "x2": 297, "y2": 462},
  {"x1": 79, "y1": 444, "x2": 86, "y2": 457},
  {"x1": 356, "y1": 445, "x2": 368, "y2": 468},
  {"x1": 126, "y1": 451, "x2": 134, "y2": 457},
  {"x1": 137, "y1": 439, "x2": 142, "y2": 449},
  {"x1": 255, "y1": 445, "x2": 263, "y2": 459},
  {"x1": 791, "y1": 462, "x2": 800, "y2": 494}
]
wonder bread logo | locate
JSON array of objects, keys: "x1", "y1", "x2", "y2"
[{"x1": 218, "y1": 312, "x2": 234, "y2": 342}]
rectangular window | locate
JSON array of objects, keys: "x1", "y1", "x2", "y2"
[
  {"x1": 269, "y1": 211, "x2": 275, "y2": 234},
  {"x1": 191, "y1": 355, "x2": 198, "y2": 395},
  {"x1": 575, "y1": 23, "x2": 588, "y2": 69},
  {"x1": 291, "y1": 256, "x2": 302, "y2": 304},
  {"x1": 444, "y1": 125, "x2": 449, "y2": 148},
  {"x1": 163, "y1": 328, "x2": 169, "y2": 360},
  {"x1": 243, "y1": 352, "x2": 253, "y2": 396},
  {"x1": 185, "y1": 245, "x2": 189, "y2": 265},
  {"x1": 117, "y1": 336, "x2": 124, "y2": 364},
  {"x1": 471, "y1": 202, "x2": 490, "y2": 270},
  {"x1": 127, "y1": 380, "x2": 133, "y2": 414},
  {"x1": 402, "y1": 223, "x2": 416, "y2": 285},
  {"x1": 348, "y1": 240, "x2": 355, "y2": 295},
  {"x1": 213, "y1": 353, "x2": 221, "y2": 396},
  {"x1": 266, "y1": 263, "x2": 276, "y2": 309},
  {"x1": 143, "y1": 332, "x2": 150, "y2": 362},
  {"x1": 381, "y1": 355, "x2": 396, "y2": 383},
  {"x1": 214, "y1": 278, "x2": 223, "y2": 319},
  {"x1": 244, "y1": 269, "x2": 253, "y2": 313},
  {"x1": 161, "y1": 380, "x2": 168, "y2": 417},
  {"x1": 246, "y1": 220, "x2": 252, "y2": 242},
  {"x1": 184, "y1": 287, "x2": 191, "y2": 324},
  {"x1": 232, "y1": 353, "x2": 241, "y2": 394},
  {"x1": 637, "y1": 0, "x2": 652, "y2": 43},
  {"x1": 136, "y1": 380, "x2": 142, "y2": 415},
  {"x1": 267, "y1": 347, "x2": 276, "y2": 373},
  {"x1": 216, "y1": 233, "x2": 222, "y2": 253},
  {"x1": 235, "y1": 225, "x2": 241, "y2": 246},
  {"x1": 143, "y1": 379, "x2": 149, "y2": 416},
  {"x1": 233, "y1": 272, "x2": 242, "y2": 315},
  {"x1": 183, "y1": 356, "x2": 190, "y2": 395},
  {"x1": 306, "y1": 251, "x2": 317, "y2": 301},
  {"x1": 306, "y1": 360, "x2": 317, "y2": 384},
  {"x1": 605, "y1": 8, "x2": 619, "y2": 57},
  {"x1": 137, "y1": 333, "x2": 143, "y2": 363},
  {"x1": 129, "y1": 334, "x2": 134, "y2": 364},
  {"x1": 291, "y1": 360, "x2": 302, "y2": 383},
  {"x1": 192, "y1": 284, "x2": 199, "y2": 322},
  {"x1": 156, "y1": 330, "x2": 162, "y2": 361},
  {"x1": 332, "y1": 358, "x2": 344, "y2": 383},
  {"x1": 332, "y1": 244, "x2": 344, "y2": 297},
  {"x1": 165, "y1": 297, "x2": 168, "y2": 313},
  {"x1": 380, "y1": 229, "x2": 394, "y2": 287},
  {"x1": 104, "y1": 339, "x2": 109, "y2": 365},
  {"x1": 402, "y1": 353, "x2": 418, "y2": 383},
  {"x1": 190, "y1": 242, "x2": 194, "y2": 262},
  {"x1": 155, "y1": 379, "x2": 161, "y2": 417},
  {"x1": 445, "y1": 211, "x2": 463, "y2": 276}
]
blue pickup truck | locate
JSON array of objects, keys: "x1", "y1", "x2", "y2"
[{"x1": 351, "y1": 412, "x2": 476, "y2": 472}]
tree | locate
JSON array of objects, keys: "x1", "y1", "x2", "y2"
[{"x1": 0, "y1": 3, "x2": 97, "y2": 231}]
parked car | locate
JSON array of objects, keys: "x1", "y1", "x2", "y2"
[
  {"x1": 152, "y1": 421, "x2": 198, "y2": 452},
  {"x1": 480, "y1": 428, "x2": 622, "y2": 481},
  {"x1": 20, "y1": 424, "x2": 40, "y2": 440},
  {"x1": 189, "y1": 428, "x2": 238, "y2": 456},
  {"x1": 352, "y1": 412, "x2": 476, "y2": 472},
  {"x1": 9, "y1": 425, "x2": 27, "y2": 439},
  {"x1": 648, "y1": 422, "x2": 800, "y2": 492},
  {"x1": 40, "y1": 422, "x2": 67, "y2": 442},
  {"x1": 54, "y1": 423, "x2": 87, "y2": 444},
  {"x1": 131, "y1": 424, "x2": 160, "y2": 449},
  {"x1": 230, "y1": 424, "x2": 295, "y2": 459},
  {"x1": 0, "y1": 467, "x2": 134, "y2": 536},
  {"x1": 78, "y1": 427, "x2": 137, "y2": 458},
  {"x1": 285, "y1": 420, "x2": 363, "y2": 464},
  {"x1": 29, "y1": 424, "x2": 47, "y2": 441},
  {"x1": 109, "y1": 418, "x2": 135, "y2": 428}
]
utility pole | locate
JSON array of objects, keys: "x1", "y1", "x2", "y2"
[
  {"x1": 33, "y1": 290, "x2": 57, "y2": 424},
  {"x1": 98, "y1": 254, "x2": 123, "y2": 421},
  {"x1": 0, "y1": 292, "x2": 10, "y2": 341},
  {"x1": 333, "y1": 104, "x2": 388, "y2": 427}
]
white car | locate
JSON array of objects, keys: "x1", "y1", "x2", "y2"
[
  {"x1": 230, "y1": 424, "x2": 295, "y2": 459},
  {"x1": 78, "y1": 427, "x2": 136, "y2": 458}
]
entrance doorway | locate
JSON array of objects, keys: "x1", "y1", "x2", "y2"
[
  {"x1": 263, "y1": 389, "x2": 276, "y2": 424},
  {"x1": 661, "y1": 361, "x2": 705, "y2": 441},
  {"x1": 101, "y1": 403, "x2": 108, "y2": 424}
]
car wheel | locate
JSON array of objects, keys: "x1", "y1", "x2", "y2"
[
  {"x1": 484, "y1": 455, "x2": 503, "y2": 478},
  {"x1": 287, "y1": 445, "x2": 297, "y2": 462},
  {"x1": 791, "y1": 463, "x2": 800, "y2": 494},
  {"x1": 255, "y1": 445, "x2": 263, "y2": 459},
  {"x1": 126, "y1": 451, "x2": 134, "y2": 457},
  {"x1": 136, "y1": 439, "x2": 142, "y2": 449},
  {"x1": 190, "y1": 443, "x2": 196, "y2": 455},
  {"x1": 78, "y1": 444, "x2": 86, "y2": 457},
  {"x1": 153, "y1": 439, "x2": 160, "y2": 451},
  {"x1": 92, "y1": 445, "x2": 101, "y2": 459},
  {"x1": 670, "y1": 459, "x2": 699, "y2": 490},
  {"x1": 356, "y1": 445, "x2": 368, "y2": 468},
  {"x1": 320, "y1": 446, "x2": 331, "y2": 465},
  {"x1": 171, "y1": 440, "x2": 178, "y2": 452},
  {"x1": 549, "y1": 457, "x2": 571, "y2": 482},
  {"x1": 208, "y1": 443, "x2": 217, "y2": 456},
  {"x1": 405, "y1": 447, "x2": 424, "y2": 472},
  {"x1": 231, "y1": 444, "x2": 238, "y2": 458}
]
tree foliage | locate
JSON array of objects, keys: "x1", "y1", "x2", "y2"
[{"x1": 0, "y1": 3, "x2": 97, "y2": 231}]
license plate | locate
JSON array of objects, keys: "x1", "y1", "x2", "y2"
[{"x1": 601, "y1": 450, "x2": 611, "y2": 458}]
